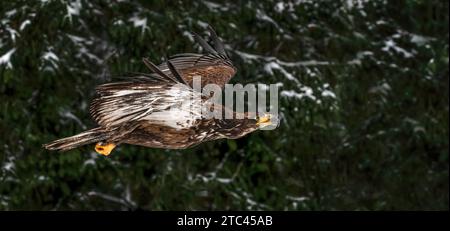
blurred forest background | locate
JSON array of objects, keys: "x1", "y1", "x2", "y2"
[{"x1": 0, "y1": 0, "x2": 448, "y2": 210}]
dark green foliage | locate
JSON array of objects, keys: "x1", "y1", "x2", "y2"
[{"x1": 0, "y1": 0, "x2": 448, "y2": 210}]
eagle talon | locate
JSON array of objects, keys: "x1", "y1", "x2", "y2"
[{"x1": 95, "y1": 142, "x2": 116, "y2": 156}]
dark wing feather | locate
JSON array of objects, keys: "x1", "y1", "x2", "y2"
[
  {"x1": 207, "y1": 25, "x2": 227, "y2": 58},
  {"x1": 142, "y1": 58, "x2": 179, "y2": 83},
  {"x1": 158, "y1": 53, "x2": 236, "y2": 90},
  {"x1": 191, "y1": 32, "x2": 217, "y2": 54},
  {"x1": 166, "y1": 60, "x2": 186, "y2": 84}
]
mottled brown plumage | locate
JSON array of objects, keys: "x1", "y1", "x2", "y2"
[
  {"x1": 179, "y1": 62, "x2": 236, "y2": 89},
  {"x1": 122, "y1": 110, "x2": 259, "y2": 149},
  {"x1": 43, "y1": 26, "x2": 276, "y2": 155}
]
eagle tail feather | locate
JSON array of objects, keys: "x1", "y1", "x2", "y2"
[{"x1": 43, "y1": 127, "x2": 109, "y2": 152}]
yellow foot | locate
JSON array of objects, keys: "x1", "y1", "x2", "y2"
[{"x1": 95, "y1": 142, "x2": 116, "y2": 156}]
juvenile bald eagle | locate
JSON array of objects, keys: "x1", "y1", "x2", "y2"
[{"x1": 43, "y1": 26, "x2": 277, "y2": 155}]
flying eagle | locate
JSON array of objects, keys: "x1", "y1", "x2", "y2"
[{"x1": 44, "y1": 26, "x2": 277, "y2": 155}]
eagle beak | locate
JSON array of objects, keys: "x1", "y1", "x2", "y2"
[{"x1": 256, "y1": 114, "x2": 272, "y2": 127}]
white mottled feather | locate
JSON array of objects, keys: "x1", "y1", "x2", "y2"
[{"x1": 91, "y1": 83, "x2": 204, "y2": 129}]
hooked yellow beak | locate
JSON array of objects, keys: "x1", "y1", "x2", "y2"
[
  {"x1": 256, "y1": 114, "x2": 272, "y2": 127},
  {"x1": 95, "y1": 143, "x2": 116, "y2": 156}
]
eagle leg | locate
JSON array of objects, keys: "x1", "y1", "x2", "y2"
[{"x1": 94, "y1": 121, "x2": 142, "y2": 156}]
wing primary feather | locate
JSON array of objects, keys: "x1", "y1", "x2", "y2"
[
  {"x1": 207, "y1": 25, "x2": 227, "y2": 57},
  {"x1": 166, "y1": 60, "x2": 189, "y2": 86},
  {"x1": 142, "y1": 58, "x2": 178, "y2": 83},
  {"x1": 191, "y1": 31, "x2": 217, "y2": 54}
]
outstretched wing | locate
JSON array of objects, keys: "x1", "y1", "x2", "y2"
[
  {"x1": 90, "y1": 60, "x2": 203, "y2": 129},
  {"x1": 158, "y1": 53, "x2": 236, "y2": 90},
  {"x1": 158, "y1": 25, "x2": 236, "y2": 89}
]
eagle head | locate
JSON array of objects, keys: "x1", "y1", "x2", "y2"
[{"x1": 214, "y1": 113, "x2": 278, "y2": 139}]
